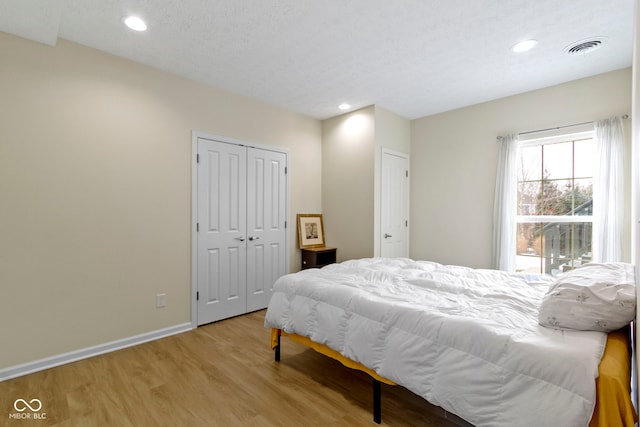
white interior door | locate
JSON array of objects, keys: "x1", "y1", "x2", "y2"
[
  {"x1": 197, "y1": 138, "x2": 247, "y2": 325},
  {"x1": 381, "y1": 150, "x2": 409, "y2": 258},
  {"x1": 246, "y1": 148, "x2": 287, "y2": 311}
]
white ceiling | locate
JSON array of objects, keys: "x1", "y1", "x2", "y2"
[{"x1": 1, "y1": 0, "x2": 634, "y2": 120}]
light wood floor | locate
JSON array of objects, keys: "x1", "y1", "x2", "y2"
[{"x1": 1, "y1": 310, "x2": 470, "y2": 426}]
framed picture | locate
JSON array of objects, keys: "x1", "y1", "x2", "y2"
[{"x1": 297, "y1": 214, "x2": 325, "y2": 248}]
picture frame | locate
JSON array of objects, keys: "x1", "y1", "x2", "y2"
[{"x1": 297, "y1": 214, "x2": 325, "y2": 248}]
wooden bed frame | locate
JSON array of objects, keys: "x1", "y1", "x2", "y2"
[{"x1": 271, "y1": 326, "x2": 637, "y2": 426}]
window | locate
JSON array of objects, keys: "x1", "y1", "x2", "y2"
[{"x1": 515, "y1": 131, "x2": 595, "y2": 275}]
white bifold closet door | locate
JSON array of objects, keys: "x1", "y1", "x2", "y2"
[{"x1": 196, "y1": 137, "x2": 286, "y2": 325}]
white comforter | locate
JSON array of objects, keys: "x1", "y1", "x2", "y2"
[{"x1": 264, "y1": 258, "x2": 607, "y2": 427}]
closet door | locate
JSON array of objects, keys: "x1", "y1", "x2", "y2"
[
  {"x1": 197, "y1": 139, "x2": 247, "y2": 325},
  {"x1": 246, "y1": 148, "x2": 287, "y2": 311},
  {"x1": 196, "y1": 137, "x2": 287, "y2": 325}
]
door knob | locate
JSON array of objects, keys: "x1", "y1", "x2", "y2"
[
  {"x1": 236, "y1": 236, "x2": 246, "y2": 242},
  {"x1": 384, "y1": 233, "x2": 392, "y2": 239},
  {"x1": 249, "y1": 236, "x2": 260, "y2": 241}
]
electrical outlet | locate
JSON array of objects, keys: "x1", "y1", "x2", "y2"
[{"x1": 156, "y1": 293, "x2": 166, "y2": 308}]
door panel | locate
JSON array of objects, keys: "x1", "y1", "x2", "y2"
[
  {"x1": 246, "y1": 148, "x2": 287, "y2": 311},
  {"x1": 197, "y1": 138, "x2": 247, "y2": 325},
  {"x1": 381, "y1": 151, "x2": 409, "y2": 258},
  {"x1": 206, "y1": 249, "x2": 220, "y2": 302}
]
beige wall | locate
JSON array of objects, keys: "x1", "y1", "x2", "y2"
[
  {"x1": 321, "y1": 105, "x2": 410, "y2": 261},
  {"x1": 0, "y1": 33, "x2": 322, "y2": 369},
  {"x1": 411, "y1": 68, "x2": 632, "y2": 268},
  {"x1": 322, "y1": 106, "x2": 376, "y2": 261},
  {"x1": 374, "y1": 106, "x2": 411, "y2": 154}
]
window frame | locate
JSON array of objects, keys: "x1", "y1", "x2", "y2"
[{"x1": 514, "y1": 129, "x2": 595, "y2": 274}]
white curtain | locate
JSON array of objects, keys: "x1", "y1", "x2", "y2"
[
  {"x1": 492, "y1": 134, "x2": 518, "y2": 271},
  {"x1": 593, "y1": 116, "x2": 625, "y2": 262}
]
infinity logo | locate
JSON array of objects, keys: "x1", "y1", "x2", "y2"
[{"x1": 13, "y1": 398, "x2": 42, "y2": 412}]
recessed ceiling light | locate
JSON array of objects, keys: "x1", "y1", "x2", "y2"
[
  {"x1": 338, "y1": 103, "x2": 351, "y2": 110},
  {"x1": 124, "y1": 16, "x2": 147, "y2": 32},
  {"x1": 511, "y1": 39, "x2": 537, "y2": 53}
]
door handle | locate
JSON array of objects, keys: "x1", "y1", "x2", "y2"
[
  {"x1": 236, "y1": 236, "x2": 246, "y2": 242},
  {"x1": 384, "y1": 233, "x2": 392, "y2": 239},
  {"x1": 249, "y1": 236, "x2": 260, "y2": 241}
]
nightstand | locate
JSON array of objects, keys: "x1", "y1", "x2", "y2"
[{"x1": 301, "y1": 247, "x2": 337, "y2": 269}]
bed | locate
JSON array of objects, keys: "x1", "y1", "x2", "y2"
[{"x1": 264, "y1": 257, "x2": 637, "y2": 426}]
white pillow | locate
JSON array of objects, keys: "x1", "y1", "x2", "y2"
[{"x1": 538, "y1": 262, "x2": 636, "y2": 332}]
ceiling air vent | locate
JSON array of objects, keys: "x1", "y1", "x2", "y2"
[{"x1": 565, "y1": 37, "x2": 606, "y2": 55}]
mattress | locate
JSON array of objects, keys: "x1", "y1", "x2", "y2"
[{"x1": 264, "y1": 257, "x2": 621, "y2": 427}]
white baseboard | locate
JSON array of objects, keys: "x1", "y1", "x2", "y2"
[{"x1": 0, "y1": 322, "x2": 193, "y2": 382}]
